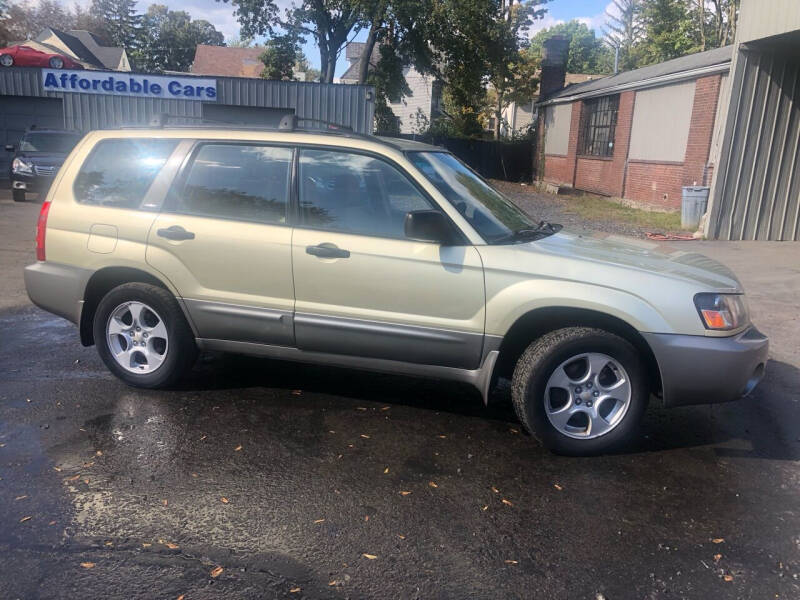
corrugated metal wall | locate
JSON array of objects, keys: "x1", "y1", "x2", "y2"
[
  {"x1": 0, "y1": 67, "x2": 375, "y2": 134},
  {"x1": 710, "y1": 49, "x2": 800, "y2": 240}
]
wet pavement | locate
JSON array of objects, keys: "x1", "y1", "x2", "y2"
[{"x1": 1, "y1": 193, "x2": 799, "y2": 599}]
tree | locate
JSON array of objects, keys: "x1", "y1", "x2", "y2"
[
  {"x1": 528, "y1": 20, "x2": 612, "y2": 75},
  {"x1": 604, "y1": 0, "x2": 643, "y2": 71},
  {"x1": 134, "y1": 4, "x2": 224, "y2": 73},
  {"x1": 708, "y1": 0, "x2": 739, "y2": 47},
  {"x1": 259, "y1": 33, "x2": 298, "y2": 80},
  {"x1": 90, "y1": 0, "x2": 142, "y2": 50},
  {"x1": 638, "y1": 0, "x2": 698, "y2": 65},
  {"x1": 1, "y1": 0, "x2": 77, "y2": 42}
]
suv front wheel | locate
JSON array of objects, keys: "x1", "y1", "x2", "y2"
[
  {"x1": 511, "y1": 327, "x2": 649, "y2": 455},
  {"x1": 93, "y1": 283, "x2": 197, "y2": 388}
]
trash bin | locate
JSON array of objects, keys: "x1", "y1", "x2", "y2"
[{"x1": 681, "y1": 186, "x2": 710, "y2": 229}]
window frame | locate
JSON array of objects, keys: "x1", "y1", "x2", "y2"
[
  {"x1": 577, "y1": 95, "x2": 620, "y2": 158},
  {"x1": 163, "y1": 140, "x2": 297, "y2": 227},
  {"x1": 72, "y1": 137, "x2": 181, "y2": 210}
]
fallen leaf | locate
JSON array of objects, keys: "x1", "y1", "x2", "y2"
[
  {"x1": 356, "y1": 407, "x2": 367, "y2": 411},
  {"x1": 400, "y1": 491, "x2": 412, "y2": 496},
  {"x1": 80, "y1": 562, "x2": 95, "y2": 569},
  {"x1": 438, "y1": 435, "x2": 447, "y2": 439},
  {"x1": 177, "y1": 595, "x2": 185, "y2": 600},
  {"x1": 210, "y1": 566, "x2": 224, "y2": 578},
  {"x1": 723, "y1": 574, "x2": 733, "y2": 582},
  {"x1": 364, "y1": 515, "x2": 369, "y2": 521},
  {"x1": 104, "y1": 541, "x2": 113, "y2": 547},
  {"x1": 290, "y1": 588, "x2": 301, "y2": 593},
  {"x1": 329, "y1": 430, "x2": 336, "y2": 434},
  {"x1": 328, "y1": 581, "x2": 338, "y2": 586},
  {"x1": 199, "y1": 435, "x2": 207, "y2": 441},
  {"x1": 83, "y1": 479, "x2": 89, "y2": 484},
  {"x1": 15, "y1": 495, "x2": 28, "y2": 501},
  {"x1": 162, "y1": 499, "x2": 168, "y2": 507},
  {"x1": 165, "y1": 542, "x2": 179, "y2": 549},
  {"x1": 381, "y1": 406, "x2": 391, "y2": 411},
  {"x1": 491, "y1": 486, "x2": 499, "y2": 494},
  {"x1": 48, "y1": 521, "x2": 56, "y2": 526},
  {"x1": 314, "y1": 519, "x2": 325, "y2": 524},
  {"x1": 505, "y1": 560, "x2": 518, "y2": 565},
  {"x1": 191, "y1": 473, "x2": 198, "y2": 478},
  {"x1": 19, "y1": 516, "x2": 32, "y2": 523},
  {"x1": 501, "y1": 498, "x2": 513, "y2": 506},
  {"x1": 66, "y1": 475, "x2": 80, "y2": 482},
  {"x1": 481, "y1": 505, "x2": 488, "y2": 511},
  {"x1": 713, "y1": 554, "x2": 722, "y2": 562},
  {"x1": 95, "y1": 450, "x2": 103, "y2": 456},
  {"x1": 397, "y1": 534, "x2": 406, "y2": 540},
  {"x1": 291, "y1": 390, "x2": 302, "y2": 395},
  {"x1": 234, "y1": 445, "x2": 242, "y2": 451},
  {"x1": 0, "y1": 443, "x2": 5, "y2": 448},
  {"x1": 53, "y1": 467, "x2": 62, "y2": 472},
  {"x1": 712, "y1": 538, "x2": 725, "y2": 544},
  {"x1": 83, "y1": 462, "x2": 94, "y2": 468},
  {"x1": 383, "y1": 467, "x2": 389, "y2": 474},
  {"x1": 142, "y1": 543, "x2": 152, "y2": 548},
  {"x1": 554, "y1": 483, "x2": 563, "y2": 491},
  {"x1": 360, "y1": 434, "x2": 370, "y2": 439},
  {"x1": 509, "y1": 428, "x2": 520, "y2": 434},
  {"x1": 220, "y1": 497, "x2": 229, "y2": 504},
  {"x1": 362, "y1": 553, "x2": 378, "y2": 560},
  {"x1": 79, "y1": 428, "x2": 86, "y2": 432},
  {"x1": 428, "y1": 481, "x2": 438, "y2": 488}
]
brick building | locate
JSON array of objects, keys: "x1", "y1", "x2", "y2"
[{"x1": 537, "y1": 45, "x2": 732, "y2": 210}]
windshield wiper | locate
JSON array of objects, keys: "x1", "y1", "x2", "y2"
[{"x1": 496, "y1": 221, "x2": 563, "y2": 243}]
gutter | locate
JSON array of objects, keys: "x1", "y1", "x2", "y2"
[{"x1": 538, "y1": 61, "x2": 731, "y2": 107}]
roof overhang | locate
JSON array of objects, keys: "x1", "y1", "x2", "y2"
[{"x1": 538, "y1": 61, "x2": 731, "y2": 107}]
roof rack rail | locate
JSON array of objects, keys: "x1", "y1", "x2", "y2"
[{"x1": 141, "y1": 112, "x2": 358, "y2": 134}]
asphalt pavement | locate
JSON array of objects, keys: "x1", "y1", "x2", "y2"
[{"x1": 1, "y1": 190, "x2": 799, "y2": 599}]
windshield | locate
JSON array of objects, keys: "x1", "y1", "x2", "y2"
[
  {"x1": 407, "y1": 151, "x2": 537, "y2": 243},
  {"x1": 19, "y1": 132, "x2": 81, "y2": 154}
]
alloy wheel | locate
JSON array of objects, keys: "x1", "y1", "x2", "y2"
[{"x1": 106, "y1": 301, "x2": 169, "y2": 374}]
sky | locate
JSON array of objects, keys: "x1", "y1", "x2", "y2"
[{"x1": 62, "y1": 0, "x2": 613, "y2": 77}]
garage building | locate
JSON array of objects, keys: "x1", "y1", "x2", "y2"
[{"x1": 0, "y1": 66, "x2": 375, "y2": 177}]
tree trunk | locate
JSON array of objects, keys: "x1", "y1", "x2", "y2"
[
  {"x1": 494, "y1": 94, "x2": 503, "y2": 140},
  {"x1": 319, "y1": 43, "x2": 331, "y2": 83},
  {"x1": 358, "y1": 21, "x2": 381, "y2": 84}
]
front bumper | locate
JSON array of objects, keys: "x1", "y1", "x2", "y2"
[
  {"x1": 643, "y1": 327, "x2": 769, "y2": 407},
  {"x1": 10, "y1": 172, "x2": 53, "y2": 193}
]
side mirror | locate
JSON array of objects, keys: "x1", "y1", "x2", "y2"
[
  {"x1": 405, "y1": 210, "x2": 457, "y2": 245},
  {"x1": 5, "y1": 145, "x2": 14, "y2": 152}
]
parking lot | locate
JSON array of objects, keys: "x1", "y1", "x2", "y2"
[{"x1": 1, "y1": 190, "x2": 799, "y2": 599}]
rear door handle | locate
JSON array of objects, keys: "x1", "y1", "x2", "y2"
[
  {"x1": 306, "y1": 243, "x2": 350, "y2": 259},
  {"x1": 157, "y1": 225, "x2": 195, "y2": 241}
]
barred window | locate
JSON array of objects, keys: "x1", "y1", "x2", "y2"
[{"x1": 578, "y1": 95, "x2": 619, "y2": 157}]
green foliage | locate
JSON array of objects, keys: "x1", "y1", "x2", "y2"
[
  {"x1": 528, "y1": 20, "x2": 612, "y2": 75},
  {"x1": 90, "y1": 0, "x2": 142, "y2": 50},
  {"x1": 369, "y1": 44, "x2": 411, "y2": 135},
  {"x1": 605, "y1": 0, "x2": 643, "y2": 71},
  {"x1": 134, "y1": 4, "x2": 224, "y2": 73},
  {"x1": 259, "y1": 34, "x2": 298, "y2": 80},
  {"x1": 638, "y1": 0, "x2": 698, "y2": 64}
]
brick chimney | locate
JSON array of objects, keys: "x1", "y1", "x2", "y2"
[{"x1": 540, "y1": 35, "x2": 570, "y2": 99}]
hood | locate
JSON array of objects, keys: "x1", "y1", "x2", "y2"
[
  {"x1": 16, "y1": 152, "x2": 69, "y2": 167},
  {"x1": 521, "y1": 230, "x2": 742, "y2": 292}
]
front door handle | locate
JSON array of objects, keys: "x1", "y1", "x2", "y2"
[
  {"x1": 306, "y1": 243, "x2": 350, "y2": 259},
  {"x1": 157, "y1": 225, "x2": 195, "y2": 241}
]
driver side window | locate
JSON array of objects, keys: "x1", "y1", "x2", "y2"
[{"x1": 298, "y1": 148, "x2": 434, "y2": 238}]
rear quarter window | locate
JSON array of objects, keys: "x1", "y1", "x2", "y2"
[{"x1": 73, "y1": 138, "x2": 178, "y2": 208}]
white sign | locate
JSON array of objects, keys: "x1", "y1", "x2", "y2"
[{"x1": 42, "y1": 69, "x2": 217, "y2": 101}]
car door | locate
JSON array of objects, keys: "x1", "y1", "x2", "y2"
[
  {"x1": 146, "y1": 142, "x2": 296, "y2": 346},
  {"x1": 291, "y1": 147, "x2": 486, "y2": 369}
]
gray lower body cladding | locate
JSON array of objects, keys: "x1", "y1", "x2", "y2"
[
  {"x1": 643, "y1": 327, "x2": 769, "y2": 407},
  {"x1": 24, "y1": 261, "x2": 89, "y2": 324}
]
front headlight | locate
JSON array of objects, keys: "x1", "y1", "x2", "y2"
[
  {"x1": 12, "y1": 158, "x2": 33, "y2": 174},
  {"x1": 694, "y1": 293, "x2": 749, "y2": 331}
]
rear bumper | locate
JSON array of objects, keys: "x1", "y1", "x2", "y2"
[
  {"x1": 24, "y1": 262, "x2": 91, "y2": 325},
  {"x1": 643, "y1": 327, "x2": 769, "y2": 407}
]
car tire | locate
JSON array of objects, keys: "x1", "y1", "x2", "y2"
[
  {"x1": 12, "y1": 189, "x2": 25, "y2": 202},
  {"x1": 93, "y1": 282, "x2": 197, "y2": 389},
  {"x1": 48, "y1": 56, "x2": 65, "y2": 69},
  {"x1": 0, "y1": 54, "x2": 13, "y2": 67},
  {"x1": 511, "y1": 327, "x2": 649, "y2": 456}
]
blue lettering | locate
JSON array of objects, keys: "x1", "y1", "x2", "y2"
[
  {"x1": 150, "y1": 83, "x2": 162, "y2": 95},
  {"x1": 115, "y1": 80, "x2": 127, "y2": 92},
  {"x1": 129, "y1": 78, "x2": 142, "y2": 93},
  {"x1": 183, "y1": 85, "x2": 195, "y2": 97},
  {"x1": 168, "y1": 81, "x2": 182, "y2": 96},
  {"x1": 206, "y1": 87, "x2": 216, "y2": 99},
  {"x1": 78, "y1": 78, "x2": 90, "y2": 90},
  {"x1": 92, "y1": 79, "x2": 101, "y2": 90},
  {"x1": 44, "y1": 73, "x2": 58, "y2": 88},
  {"x1": 101, "y1": 77, "x2": 113, "y2": 92}
]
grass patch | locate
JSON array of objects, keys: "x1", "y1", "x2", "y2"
[{"x1": 563, "y1": 195, "x2": 684, "y2": 231}]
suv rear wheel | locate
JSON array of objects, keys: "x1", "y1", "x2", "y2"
[
  {"x1": 93, "y1": 283, "x2": 197, "y2": 388},
  {"x1": 511, "y1": 327, "x2": 649, "y2": 455}
]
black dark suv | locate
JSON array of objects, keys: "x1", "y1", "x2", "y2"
[{"x1": 6, "y1": 129, "x2": 81, "y2": 202}]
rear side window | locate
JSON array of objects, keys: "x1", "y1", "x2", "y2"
[
  {"x1": 73, "y1": 139, "x2": 177, "y2": 208},
  {"x1": 174, "y1": 144, "x2": 292, "y2": 224}
]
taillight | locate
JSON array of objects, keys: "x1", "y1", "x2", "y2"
[{"x1": 36, "y1": 201, "x2": 51, "y2": 261}]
